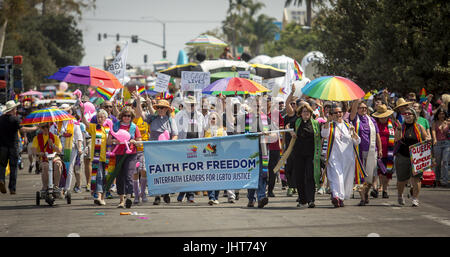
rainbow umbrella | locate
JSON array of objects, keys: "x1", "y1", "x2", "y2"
[
  {"x1": 47, "y1": 66, "x2": 124, "y2": 89},
  {"x1": 301, "y1": 76, "x2": 365, "y2": 101},
  {"x1": 21, "y1": 108, "x2": 75, "y2": 125},
  {"x1": 202, "y1": 77, "x2": 270, "y2": 96}
]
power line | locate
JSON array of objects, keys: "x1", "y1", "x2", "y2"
[{"x1": 83, "y1": 18, "x2": 222, "y2": 24}]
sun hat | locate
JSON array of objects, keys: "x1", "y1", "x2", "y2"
[
  {"x1": 60, "y1": 103, "x2": 70, "y2": 109},
  {"x1": 372, "y1": 104, "x2": 394, "y2": 118},
  {"x1": 184, "y1": 95, "x2": 197, "y2": 104},
  {"x1": 393, "y1": 98, "x2": 412, "y2": 110},
  {"x1": 3, "y1": 100, "x2": 20, "y2": 113},
  {"x1": 153, "y1": 99, "x2": 171, "y2": 109}
]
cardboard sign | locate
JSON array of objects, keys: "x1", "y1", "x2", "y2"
[
  {"x1": 181, "y1": 71, "x2": 210, "y2": 91},
  {"x1": 238, "y1": 71, "x2": 250, "y2": 79},
  {"x1": 252, "y1": 75, "x2": 263, "y2": 85},
  {"x1": 409, "y1": 140, "x2": 433, "y2": 174},
  {"x1": 154, "y1": 73, "x2": 171, "y2": 93}
]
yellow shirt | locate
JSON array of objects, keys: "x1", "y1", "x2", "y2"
[
  {"x1": 32, "y1": 133, "x2": 63, "y2": 153},
  {"x1": 134, "y1": 117, "x2": 149, "y2": 152},
  {"x1": 87, "y1": 123, "x2": 109, "y2": 162},
  {"x1": 204, "y1": 127, "x2": 226, "y2": 138}
]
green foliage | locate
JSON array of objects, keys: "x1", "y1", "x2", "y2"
[{"x1": 314, "y1": 0, "x2": 450, "y2": 94}]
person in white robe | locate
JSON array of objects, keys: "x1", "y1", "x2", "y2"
[{"x1": 321, "y1": 106, "x2": 361, "y2": 207}]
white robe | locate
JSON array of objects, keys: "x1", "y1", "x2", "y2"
[{"x1": 321, "y1": 121, "x2": 361, "y2": 200}]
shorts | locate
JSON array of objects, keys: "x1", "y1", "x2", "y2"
[{"x1": 395, "y1": 154, "x2": 423, "y2": 182}]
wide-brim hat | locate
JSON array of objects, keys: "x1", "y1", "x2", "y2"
[
  {"x1": 3, "y1": 100, "x2": 20, "y2": 113},
  {"x1": 394, "y1": 98, "x2": 412, "y2": 110},
  {"x1": 153, "y1": 99, "x2": 171, "y2": 109},
  {"x1": 184, "y1": 95, "x2": 197, "y2": 104},
  {"x1": 372, "y1": 104, "x2": 394, "y2": 118}
]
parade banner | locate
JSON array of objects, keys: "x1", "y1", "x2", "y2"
[
  {"x1": 409, "y1": 140, "x2": 432, "y2": 175},
  {"x1": 181, "y1": 71, "x2": 210, "y2": 91},
  {"x1": 106, "y1": 41, "x2": 128, "y2": 84},
  {"x1": 143, "y1": 134, "x2": 260, "y2": 195}
]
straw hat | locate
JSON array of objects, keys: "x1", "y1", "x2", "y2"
[
  {"x1": 372, "y1": 104, "x2": 394, "y2": 118},
  {"x1": 3, "y1": 100, "x2": 20, "y2": 113},
  {"x1": 184, "y1": 95, "x2": 197, "y2": 104},
  {"x1": 153, "y1": 99, "x2": 171, "y2": 109},
  {"x1": 394, "y1": 98, "x2": 412, "y2": 110}
]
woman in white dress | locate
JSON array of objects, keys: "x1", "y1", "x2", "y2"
[{"x1": 321, "y1": 106, "x2": 361, "y2": 207}]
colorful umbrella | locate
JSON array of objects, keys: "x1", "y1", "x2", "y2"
[
  {"x1": 250, "y1": 63, "x2": 286, "y2": 79},
  {"x1": 47, "y1": 66, "x2": 124, "y2": 89},
  {"x1": 186, "y1": 35, "x2": 228, "y2": 47},
  {"x1": 301, "y1": 76, "x2": 365, "y2": 101},
  {"x1": 21, "y1": 108, "x2": 75, "y2": 125},
  {"x1": 202, "y1": 77, "x2": 270, "y2": 96}
]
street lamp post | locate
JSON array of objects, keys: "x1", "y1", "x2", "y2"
[{"x1": 141, "y1": 16, "x2": 166, "y2": 59}]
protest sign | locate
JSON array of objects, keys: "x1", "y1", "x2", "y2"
[
  {"x1": 106, "y1": 41, "x2": 128, "y2": 83},
  {"x1": 409, "y1": 140, "x2": 433, "y2": 175},
  {"x1": 143, "y1": 134, "x2": 260, "y2": 195},
  {"x1": 154, "y1": 73, "x2": 171, "y2": 93},
  {"x1": 252, "y1": 75, "x2": 263, "y2": 85},
  {"x1": 181, "y1": 71, "x2": 210, "y2": 91},
  {"x1": 238, "y1": 71, "x2": 250, "y2": 79}
]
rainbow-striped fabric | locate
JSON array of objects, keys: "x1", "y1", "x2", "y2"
[
  {"x1": 419, "y1": 88, "x2": 427, "y2": 103},
  {"x1": 137, "y1": 86, "x2": 145, "y2": 95},
  {"x1": 96, "y1": 86, "x2": 116, "y2": 100},
  {"x1": 293, "y1": 60, "x2": 303, "y2": 81}
]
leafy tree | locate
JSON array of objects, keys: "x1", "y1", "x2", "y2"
[{"x1": 284, "y1": 0, "x2": 326, "y2": 27}]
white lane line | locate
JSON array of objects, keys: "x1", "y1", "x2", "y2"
[{"x1": 422, "y1": 215, "x2": 450, "y2": 227}]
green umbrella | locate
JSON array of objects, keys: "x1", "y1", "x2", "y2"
[{"x1": 210, "y1": 71, "x2": 255, "y2": 82}]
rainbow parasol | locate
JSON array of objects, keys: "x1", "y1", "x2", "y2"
[
  {"x1": 47, "y1": 66, "x2": 124, "y2": 89},
  {"x1": 21, "y1": 108, "x2": 75, "y2": 125},
  {"x1": 301, "y1": 76, "x2": 365, "y2": 101},
  {"x1": 202, "y1": 77, "x2": 270, "y2": 96}
]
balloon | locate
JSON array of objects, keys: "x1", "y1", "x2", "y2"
[{"x1": 59, "y1": 82, "x2": 68, "y2": 92}]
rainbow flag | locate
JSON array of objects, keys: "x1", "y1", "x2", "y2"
[
  {"x1": 96, "y1": 86, "x2": 116, "y2": 100},
  {"x1": 137, "y1": 86, "x2": 145, "y2": 95},
  {"x1": 293, "y1": 60, "x2": 303, "y2": 81},
  {"x1": 419, "y1": 88, "x2": 427, "y2": 103},
  {"x1": 156, "y1": 91, "x2": 173, "y2": 100},
  {"x1": 205, "y1": 144, "x2": 215, "y2": 153}
]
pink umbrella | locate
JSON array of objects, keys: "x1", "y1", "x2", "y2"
[{"x1": 20, "y1": 90, "x2": 43, "y2": 99}]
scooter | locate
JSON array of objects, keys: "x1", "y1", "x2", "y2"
[{"x1": 36, "y1": 153, "x2": 71, "y2": 206}]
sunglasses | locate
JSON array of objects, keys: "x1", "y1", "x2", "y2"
[
  {"x1": 104, "y1": 106, "x2": 113, "y2": 108},
  {"x1": 290, "y1": 102, "x2": 296, "y2": 106},
  {"x1": 155, "y1": 106, "x2": 166, "y2": 110},
  {"x1": 122, "y1": 114, "x2": 132, "y2": 117}
]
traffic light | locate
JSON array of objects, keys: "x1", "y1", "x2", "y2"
[
  {"x1": 131, "y1": 35, "x2": 138, "y2": 43},
  {"x1": 144, "y1": 54, "x2": 148, "y2": 63},
  {"x1": 116, "y1": 33, "x2": 120, "y2": 41},
  {"x1": 162, "y1": 50, "x2": 167, "y2": 58}
]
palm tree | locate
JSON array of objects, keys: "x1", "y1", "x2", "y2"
[
  {"x1": 284, "y1": 0, "x2": 325, "y2": 27},
  {"x1": 245, "y1": 14, "x2": 278, "y2": 55}
]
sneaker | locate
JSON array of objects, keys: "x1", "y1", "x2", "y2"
[
  {"x1": 153, "y1": 196, "x2": 161, "y2": 205},
  {"x1": 117, "y1": 202, "x2": 125, "y2": 208},
  {"x1": 99, "y1": 200, "x2": 106, "y2": 206},
  {"x1": 163, "y1": 194, "x2": 171, "y2": 203},
  {"x1": 94, "y1": 199, "x2": 101, "y2": 205},
  {"x1": 110, "y1": 184, "x2": 117, "y2": 193},
  {"x1": 0, "y1": 181, "x2": 7, "y2": 194},
  {"x1": 317, "y1": 187, "x2": 326, "y2": 195},
  {"x1": 247, "y1": 200, "x2": 255, "y2": 208},
  {"x1": 411, "y1": 198, "x2": 419, "y2": 207},
  {"x1": 308, "y1": 202, "x2": 316, "y2": 208},
  {"x1": 188, "y1": 196, "x2": 195, "y2": 203},
  {"x1": 141, "y1": 194, "x2": 148, "y2": 203},
  {"x1": 106, "y1": 192, "x2": 113, "y2": 199},
  {"x1": 296, "y1": 203, "x2": 304, "y2": 208},
  {"x1": 398, "y1": 195, "x2": 405, "y2": 206},
  {"x1": 257, "y1": 197, "x2": 268, "y2": 208},
  {"x1": 382, "y1": 191, "x2": 389, "y2": 199},
  {"x1": 73, "y1": 187, "x2": 82, "y2": 193},
  {"x1": 213, "y1": 200, "x2": 220, "y2": 205},
  {"x1": 286, "y1": 188, "x2": 293, "y2": 197},
  {"x1": 370, "y1": 189, "x2": 378, "y2": 198},
  {"x1": 125, "y1": 198, "x2": 132, "y2": 208},
  {"x1": 86, "y1": 184, "x2": 91, "y2": 192},
  {"x1": 208, "y1": 199, "x2": 214, "y2": 205}
]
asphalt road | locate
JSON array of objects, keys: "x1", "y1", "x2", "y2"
[{"x1": 1, "y1": 154, "x2": 449, "y2": 238}]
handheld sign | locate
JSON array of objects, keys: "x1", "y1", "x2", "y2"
[
  {"x1": 409, "y1": 140, "x2": 433, "y2": 175},
  {"x1": 252, "y1": 75, "x2": 263, "y2": 85},
  {"x1": 181, "y1": 71, "x2": 210, "y2": 91},
  {"x1": 238, "y1": 71, "x2": 250, "y2": 79},
  {"x1": 154, "y1": 73, "x2": 171, "y2": 93}
]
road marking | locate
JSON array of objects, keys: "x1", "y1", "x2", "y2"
[{"x1": 422, "y1": 215, "x2": 450, "y2": 227}]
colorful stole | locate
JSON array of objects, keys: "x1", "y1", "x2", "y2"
[
  {"x1": 91, "y1": 125, "x2": 107, "y2": 193},
  {"x1": 386, "y1": 119, "x2": 395, "y2": 171},
  {"x1": 245, "y1": 112, "x2": 269, "y2": 176},
  {"x1": 37, "y1": 133, "x2": 56, "y2": 162},
  {"x1": 325, "y1": 121, "x2": 366, "y2": 184},
  {"x1": 402, "y1": 123, "x2": 423, "y2": 143},
  {"x1": 295, "y1": 118, "x2": 322, "y2": 187}
]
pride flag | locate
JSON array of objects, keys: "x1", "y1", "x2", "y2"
[
  {"x1": 96, "y1": 86, "x2": 116, "y2": 100},
  {"x1": 419, "y1": 88, "x2": 427, "y2": 103},
  {"x1": 293, "y1": 59, "x2": 303, "y2": 81},
  {"x1": 137, "y1": 86, "x2": 146, "y2": 95}
]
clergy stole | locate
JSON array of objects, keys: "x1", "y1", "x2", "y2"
[
  {"x1": 326, "y1": 121, "x2": 367, "y2": 184},
  {"x1": 295, "y1": 118, "x2": 322, "y2": 187},
  {"x1": 386, "y1": 119, "x2": 395, "y2": 172},
  {"x1": 246, "y1": 112, "x2": 269, "y2": 177},
  {"x1": 91, "y1": 125, "x2": 107, "y2": 193},
  {"x1": 57, "y1": 121, "x2": 74, "y2": 163},
  {"x1": 355, "y1": 115, "x2": 377, "y2": 183}
]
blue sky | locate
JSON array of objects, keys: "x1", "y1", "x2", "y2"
[{"x1": 79, "y1": 0, "x2": 292, "y2": 69}]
